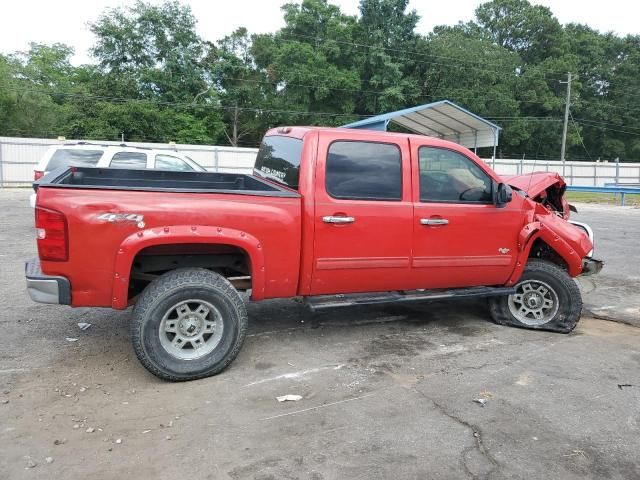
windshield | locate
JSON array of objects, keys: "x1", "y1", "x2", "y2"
[{"x1": 254, "y1": 135, "x2": 303, "y2": 189}]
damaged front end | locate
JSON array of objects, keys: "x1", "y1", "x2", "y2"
[
  {"x1": 504, "y1": 171, "x2": 604, "y2": 280},
  {"x1": 503, "y1": 171, "x2": 573, "y2": 219}
]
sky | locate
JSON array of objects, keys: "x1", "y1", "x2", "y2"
[{"x1": 0, "y1": 0, "x2": 638, "y2": 65}]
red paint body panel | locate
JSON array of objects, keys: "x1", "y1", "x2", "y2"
[
  {"x1": 35, "y1": 126, "x2": 594, "y2": 309},
  {"x1": 502, "y1": 172, "x2": 566, "y2": 197},
  {"x1": 37, "y1": 187, "x2": 301, "y2": 307},
  {"x1": 308, "y1": 130, "x2": 414, "y2": 295}
]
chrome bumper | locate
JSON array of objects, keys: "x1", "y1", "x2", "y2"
[
  {"x1": 25, "y1": 258, "x2": 71, "y2": 305},
  {"x1": 569, "y1": 220, "x2": 594, "y2": 257}
]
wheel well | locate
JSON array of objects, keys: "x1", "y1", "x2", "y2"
[
  {"x1": 528, "y1": 239, "x2": 568, "y2": 270},
  {"x1": 127, "y1": 243, "x2": 251, "y2": 301}
]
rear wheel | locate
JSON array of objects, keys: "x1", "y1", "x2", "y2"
[
  {"x1": 489, "y1": 259, "x2": 582, "y2": 333},
  {"x1": 131, "y1": 268, "x2": 247, "y2": 381}
]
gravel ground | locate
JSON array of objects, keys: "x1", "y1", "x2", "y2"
[{"x1": 0, "y1": 189, "x2": 638, "y2": 480}]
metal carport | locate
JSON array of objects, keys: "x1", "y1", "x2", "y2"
[{"x1": 343, "y1": 100, "x2": 501, "y2": 158}]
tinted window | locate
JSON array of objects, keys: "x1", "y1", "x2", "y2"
[
  {"x1": 155, "y1": 154, "x2": 194, "y2": 171},
  {"x1": 47, "y1": 149, "x2": 103, "y2": 171},
  {"x1": 109, "y1": 152, "x2": 147, "y2": 169},
  {"x1": 419, "y1": 147, "x2": 492, "y2": 203},
  {"x1": 326, "y1": 141, "x2": 402, "y2": 201},
  {"x1": 254, "y1": 136, "x2": 303, "y2": 189}
]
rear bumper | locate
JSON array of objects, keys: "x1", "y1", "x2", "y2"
[{"x1": 25, "y1": 258, "x2": 71, "y2": 305}]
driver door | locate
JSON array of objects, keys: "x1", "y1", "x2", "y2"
[{"x1": 409, "y1": 142, "x2": 522, "y2": 289}]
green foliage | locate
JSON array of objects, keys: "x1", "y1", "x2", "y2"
[{"x1": 0, "y1": 0, "x2": 639, "y2": 161}]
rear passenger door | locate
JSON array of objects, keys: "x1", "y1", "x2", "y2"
[{"x1": 310, "y1": 133, "x2": 413, "y2": 295}]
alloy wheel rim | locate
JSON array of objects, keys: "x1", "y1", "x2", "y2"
[
  {"x1": 508, "y1": 279, "x2": 559, "y2": 326},
  {"x1": 159, "y1": 299, "x2": 224, "y2": 360}
]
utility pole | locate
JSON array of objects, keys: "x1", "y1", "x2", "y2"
[{"x1": 560, "y1": 72, "x2": 572, "y2": 177}]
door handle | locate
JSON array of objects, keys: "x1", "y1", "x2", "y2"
[
  {"x1": 323, "y1": 215, "x2": 355, "y2": 224},
  {"x1": 420, "y1": 218, "x2": 449, "y2": 226}
]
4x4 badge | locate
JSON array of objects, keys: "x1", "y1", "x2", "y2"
[{"x1": 97, "y1": 213, "x2": 145, "y2": 229}]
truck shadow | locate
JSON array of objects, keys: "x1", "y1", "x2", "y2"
[{"x1": 246, "y1": 297, "x2": 494, "y2": 338}]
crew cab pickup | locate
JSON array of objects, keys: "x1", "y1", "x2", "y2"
[{"x1": 26, "y1": 127, "x2": 603, "y2": 381}]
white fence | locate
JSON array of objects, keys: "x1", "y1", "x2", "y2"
[
  {"x1": 485, "y1": 158, "x2": 640, "y2": 187},
  {"x1": 1, "y1": 136, "x2": 639, "y2": 187},
  {"x1": 0, "y1": 137, "x2": 258, "y2": 186}
]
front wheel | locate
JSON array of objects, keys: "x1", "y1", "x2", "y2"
[
  {"x1": 131, "y1": 268, "x2": 248, "y2": 381},
  {"x1": 489, "y1": 259, "x2": 582, "y2": 333}
]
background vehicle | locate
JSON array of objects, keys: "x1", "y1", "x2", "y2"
[
  {"x1": 25, "y1": 127, "x2": 602, "y2": 381},
  {"x1": 30, "y1": 143, "x2": 205, "y2": 206}
]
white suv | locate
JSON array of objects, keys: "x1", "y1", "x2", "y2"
[{"x1": 31, "y1": 144, "x2": 206, "y2": 206}]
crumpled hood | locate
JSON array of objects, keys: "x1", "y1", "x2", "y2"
[{"x1": 502, "y1": 172, "x2": 566, "y2": 197}]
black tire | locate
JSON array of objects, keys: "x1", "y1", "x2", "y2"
[
  {"x1": 489, "y1": 259, "x2": 582, "y2": 333},
  {"x1": 131, "y1": 268, "x2": 248, "y2": 381}
]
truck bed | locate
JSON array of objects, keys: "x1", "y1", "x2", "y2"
[{"x1": 35, "y1": 166, "x2": 298, "y2": 197}]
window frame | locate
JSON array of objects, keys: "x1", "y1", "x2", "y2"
[
  {"x1": 253, "y1": 135, "x2": 304, "y2": 190},
  {"x1": 325, "y1": 139, "x2": 404, "y2": 202},
  {"x1": 417, "y1": 146, "x2": 494, "y2": 205},
  {"x1": 108, "y1": 151, "x2": 148, "y2": 169},
  {"x1": 154, "y1": 153, "x2": 195, "y2": 172}
]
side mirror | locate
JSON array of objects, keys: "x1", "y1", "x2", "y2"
[{"x1": 495, "y1": 182, "x2": 513, "y2": 208}]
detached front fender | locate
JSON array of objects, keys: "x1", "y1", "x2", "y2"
[
  {"x1": 110, "y1": 225, "x2": 265, "y2": 309},
  {"x1": 507, "y1": 216, "x2": 592, "y2": 285}
]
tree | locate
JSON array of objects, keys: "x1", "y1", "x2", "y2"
[
  {"x1": 251, "y1": 0, "x2": 360, "y2": 125},
  {"x1": 87, "y1": 0, "x2": 225, "y2": 143},
  {"x1": 475, "y1": 0, "x2": 565, "y2": 64},
  {"x1": 354, "y1": 0, "x2": 421, "y2": 113},
  {"x1": 0, "y1": 44, "x2": 75, "y2": 137},
  {"x1": 205, "y1": 28, "x2": 272, "y2": 146}
]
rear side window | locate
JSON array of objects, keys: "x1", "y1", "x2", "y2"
[
  {"x1": 326, "y1": 141, "x2": 402, "y2": 201},
  {"x1": 109, "y1": 152, "x2": 147, "y2": 169},
  {"x1": 47, "y1": 149, "x2": 103, "y2": 171},
  {"x1": 254, "y1": 136, "x2": 303, "y2": 189},
  {"x1": 155, "y1": 154, "x2": 194, "y2": 171}
]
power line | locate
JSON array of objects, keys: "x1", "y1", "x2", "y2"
[
  {"x1": 0, "y1": 83, "x2": 373, "y2": 119},
  {"x1": 569, "y1": 110, "x2": 592, "y2": 161},
  {"x1": 212, "y1": 74, "x2": 567, "y2": 109},
  {"x1": 274, "y1": 31, "x2": 571, "y2": 82},
  {"x1": 573, "y1": 118, "x2": 640, "y2": 133},
  {"x1": 485, "y1": 117, "x2": 562, "y2": 122},
  {"x1": 574, "y1": 120, "x2": 640, "y2": 137}
]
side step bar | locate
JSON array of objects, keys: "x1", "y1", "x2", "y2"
[{"x1": 305, "y1": 286, "x2": 515, "y2": 312}]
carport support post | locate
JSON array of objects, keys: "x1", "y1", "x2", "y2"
[
  {"x1": 0, "y1": 138, "x2": 3, "y2": 189},
  {"x1": 492, "y1": 129, "x2": 498, "y2": 169}
]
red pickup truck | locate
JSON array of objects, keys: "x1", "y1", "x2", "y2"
[{"x1": 26, "y1": 127, "x2": 602, "y2": 381}]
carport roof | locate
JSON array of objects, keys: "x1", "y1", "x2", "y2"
[{"x1": 342, "y1": 100, "x2": 501, "y2": 150}]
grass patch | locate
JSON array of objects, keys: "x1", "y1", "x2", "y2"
[{"x1": 566, "y1": 191, "x2": 640, "y2": 205}]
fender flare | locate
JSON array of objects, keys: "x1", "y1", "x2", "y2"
[
  {"x1": 507, "y1": 221, "x2": 583, "y2": 285},
  {"x1": 110, "y1": 225, "x2": 265, "y2": 309}
]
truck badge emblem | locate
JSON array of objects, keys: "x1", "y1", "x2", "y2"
[
  {"x1": 97, "y1": 213, "x2": 145, "y2": 229},
  {"x1": 498, "y1": 248, "x2": 510, "y2": 254}
]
